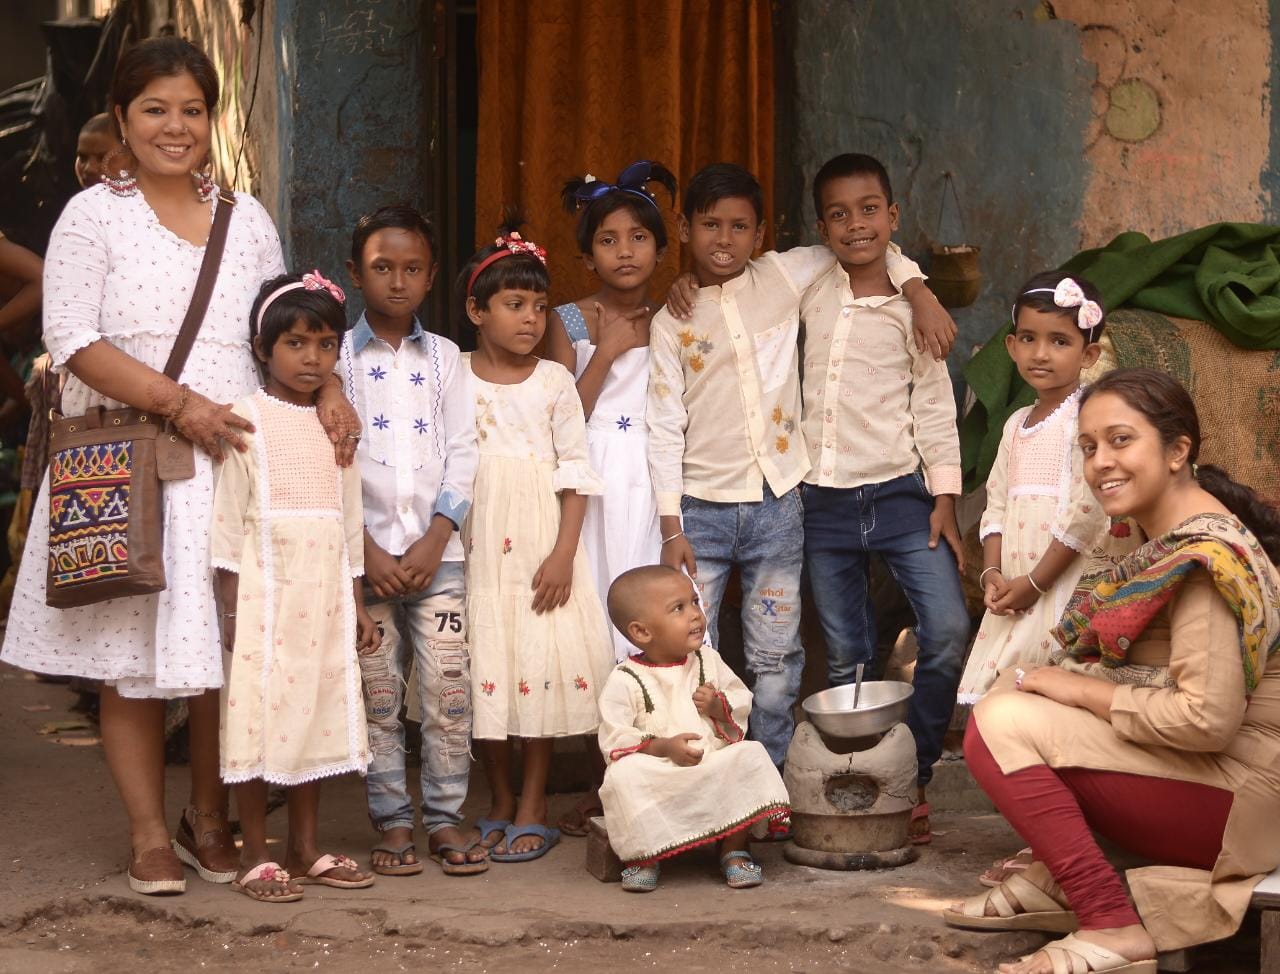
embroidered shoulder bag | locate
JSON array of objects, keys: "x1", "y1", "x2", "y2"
[{"x1": 45, "y1": 190, "x2": 236, "y2": 608}]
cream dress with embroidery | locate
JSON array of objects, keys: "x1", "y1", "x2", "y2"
[
  {"x1": 597, "y1": 646, "x2": 790, "y2": 864},
  {"x1": 463, "y1": 357, "x2": 614, "y2": 739},
  {"x1": 957, "y1": 389, "x2": 1108, "y2": 703},
  {"x1": 211, "y1": 391, "x2": 369, "y2": 785}
]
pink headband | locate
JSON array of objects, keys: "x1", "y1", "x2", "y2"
[
  {"x1": 1015, "y1": 277, "x2": 1103, "y2": 332},
  {"x1": 466, "y1": 231, "x2": 548, "y2": 298},
  {"x1": 256, "y1": 270, "x2": 346, "y2": 332}
]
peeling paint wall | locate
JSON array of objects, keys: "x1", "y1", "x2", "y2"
[
  {"x1": 784, "y1": 0, "x2": 1094, "y2": 367},
  {"x1": 1057, "y1": 0, "x2": 1271, "y2": 243},
  {"x1": 784, "y1": 0, "x2": 1280, "y2": 362}
]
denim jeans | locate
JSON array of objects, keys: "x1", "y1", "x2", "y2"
[
  {"x1": 359, "y1": 561, "x2": 471, "y2": 834},
  {"x1": 681, "y1": 486, "x2": 804, "y2": 768},
  {"x1": 802, "y1": 473, "x2": 969, "y2": 787}
]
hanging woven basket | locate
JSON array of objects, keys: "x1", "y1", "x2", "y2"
[{"x1": 926, "y1": 172, "x2": 982, "y2": 309}]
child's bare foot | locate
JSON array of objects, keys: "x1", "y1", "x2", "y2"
[
  {"x1": 371, "y1": 825, "x2": 421, "y2": 875},
  {"x1": 997, "y1": 926, "x2": 1155, "y2": 973}
]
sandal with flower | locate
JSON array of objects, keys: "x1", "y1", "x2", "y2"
[
  {"x1": 720, "y1": 851, "x2": 763, "y2": 889},
  {"x1": 620, "y1": 862, "x2": 660, "y2": 892},
  {"x1": 231, "y1": 861, "x2": 303, "y2": 903},
  {"x1": 295, "y1": 853, "x2": 375, "y2": 889}
]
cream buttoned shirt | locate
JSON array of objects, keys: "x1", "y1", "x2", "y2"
[
  {"x1": 647, "y1": 244, "x2": 923, "y2": 516},
  {"x1": 799, "y1": 264, "x2": 961, "y2": 495}
]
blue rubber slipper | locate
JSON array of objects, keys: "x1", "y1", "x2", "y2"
[
  {"x1": 490, "y1": 823, "x2": 561, "y2": 863},
  {"x1": 476, "y1": 817, "x2": 510, "y2": 850}
]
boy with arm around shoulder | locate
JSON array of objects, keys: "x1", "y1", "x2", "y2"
[
  {"x1": 647, "y1": 163, "x2": 951, "y2": 771},
  {"x1": 799, "y1": 154, "x2": 969, "y2": 843},
  {"x1": 341, "y1": 205, "x2": 485, "y2": 876}
]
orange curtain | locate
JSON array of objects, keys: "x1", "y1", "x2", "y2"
[{"x1": 475, "y1": 0, "x2": 774, "y2": 305}]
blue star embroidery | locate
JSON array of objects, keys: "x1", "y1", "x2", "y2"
[
  {"x1": 372, "y1": 414, "x2": 390, "y2": 430},
  {"x1": 414, "y1": 418, "x2": 428, "y2": 435},
  {"x1": 410, "y1": 371, "x2": 425, "y2": 386},
  {"x1": 368, "y1": 365, "x2": 387, "y2": 381},
  {"x1": 616, "y1": 416, "x2": 632, "y2": 432}
]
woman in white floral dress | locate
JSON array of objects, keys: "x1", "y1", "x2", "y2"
[{"x1": 0, "y1": 39, "x2": 358, "y2": 897}]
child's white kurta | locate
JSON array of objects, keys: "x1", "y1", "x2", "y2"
[
  {"x1": 211, "y1": 392, "x2": 370, "y2": 785},
  {"x1": 957, "y1": 390, "x2": 1108, "y2": 703},
  {"x1": 463, "y1": 357, "x2": 614, "y2": 739},
  {"x1": 597, "y1": 646, "x2": 790, "y2": 864}
]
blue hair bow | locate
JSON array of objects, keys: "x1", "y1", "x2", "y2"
[{"x1": 571, "y1": 161, "x2": 660, "y2": 210}]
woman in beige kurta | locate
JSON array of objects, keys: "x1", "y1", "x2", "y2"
[{"x1": 947, "y1": 369, "x2": 1280, "y2": 974}]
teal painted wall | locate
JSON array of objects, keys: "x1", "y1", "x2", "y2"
[{"x1": 782, "y1": 1, "x2": 1094, "y2": 374}]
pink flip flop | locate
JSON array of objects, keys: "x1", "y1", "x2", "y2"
[
  {"x1": 230, "y1": 861, "x2": 303, "y2": 902},
  {"x1": 296, "y1": 853, "x2": 375, "y2": 888}
]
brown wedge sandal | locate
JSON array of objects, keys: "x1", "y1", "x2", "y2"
[{"x1": 172, "y1": 808, "x2": 238, "y2": 884}]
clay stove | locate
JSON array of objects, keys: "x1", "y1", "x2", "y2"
[{"x1": 783, "y1": 681, "x2": 919, "y2": 870}]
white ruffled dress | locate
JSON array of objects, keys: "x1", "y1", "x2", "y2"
[{"x1": 463, "y1": 357, "x2": 614, "y2": 739}]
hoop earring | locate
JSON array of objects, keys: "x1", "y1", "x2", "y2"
[
  {"x1": 192, "y1": 162, "x2": 215, "y2": 203},
  {"x1": 101, "y1": 140, "x2": 137, "y2": 197}
]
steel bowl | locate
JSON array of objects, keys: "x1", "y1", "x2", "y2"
[{"x1": 800, "y1": 681, "x2": 914, "y2": 739}]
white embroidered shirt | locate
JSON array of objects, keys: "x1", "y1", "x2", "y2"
[
  {"x1": 339, "y1": 314, "x2": 477, "y2": 561},
  {"x1": 799, "y1": 264, "x2": 961, "y2": 495}
]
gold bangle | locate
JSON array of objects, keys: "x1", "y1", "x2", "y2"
[
  {"x1": 1027, "y1": 573, "x2": 1047, "y2": 596},
  {"x1": 661, "y1": 531, "x2": 684, "y2": 545}
]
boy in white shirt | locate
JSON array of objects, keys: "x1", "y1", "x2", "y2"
[
  {"x1": 341, "y1": 205, "x2": 483, "y2": 875},
  {"x1": 799, "y1": 154, "x2": 969, "y2": 844},
  {"x1": 649, "y1": 163, "x2": 953, "y2": 773}
]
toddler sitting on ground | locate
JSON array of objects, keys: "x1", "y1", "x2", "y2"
[{"x1": 597, "y1": 565, "x2": 790, "y2": 892}]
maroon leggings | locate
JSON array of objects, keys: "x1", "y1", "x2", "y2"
[{"x1": 964, "y1": 720, "x2": 1234, "y2": 929}]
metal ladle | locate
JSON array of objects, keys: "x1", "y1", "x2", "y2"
[{"x1": 852, "y1": 662, "x2": 865, "y2": 709}]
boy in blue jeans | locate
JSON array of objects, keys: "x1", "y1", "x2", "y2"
[
  {"x1": 799, "y1": 154, "x2": 969, "y2": 844},
  {"x1": 341, "y1": 205, "x2": 482, "y2": 875},
  {"x1": 649, "y1": 164, "x2": 954, "y2": 781}
]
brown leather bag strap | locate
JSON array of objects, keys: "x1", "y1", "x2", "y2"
[{"x1": 161, "y1": 189, "x2": 236, "y2": 381}]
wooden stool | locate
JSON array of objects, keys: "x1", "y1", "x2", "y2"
[
  {"x1": 585, "y1": 815, "x2": 623, "y2": 883},
  {"x1": 1255, "y1": 868, "x2": 1280, "y2": 973}
]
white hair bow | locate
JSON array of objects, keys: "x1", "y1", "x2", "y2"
[{"x1": 1053, "y1": 278, "x2": 1104, "y2": 332}]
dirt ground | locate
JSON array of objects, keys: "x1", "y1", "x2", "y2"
[{"x1": 0, "y1": 663, "x2": 1263, "y2": 973}]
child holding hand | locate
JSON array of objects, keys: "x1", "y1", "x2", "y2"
[
  {"x1": 213, "y1": 272, "x2": 379, "y2": 901},
  {"x1": 957, "y1": 271, "x2": 1110, "y2": 705},
  {"x1": 598, "y1": 565, "x2": 790, "y2": 893}
]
